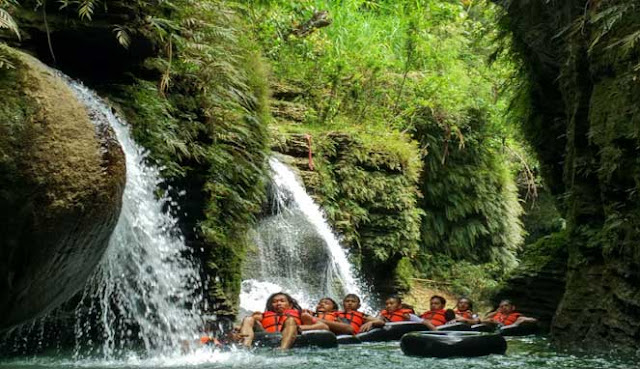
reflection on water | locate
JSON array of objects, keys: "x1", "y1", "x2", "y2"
[{"x1": 0, "y1": 337, "x2": 635, "y2": 369}]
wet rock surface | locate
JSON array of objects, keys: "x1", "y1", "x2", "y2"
[{"x1": 0, "y1": 47, "x2": 125, "y2": 331}]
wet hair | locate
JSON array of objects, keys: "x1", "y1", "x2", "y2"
[
  {"x1": 320, "y1": 297, "x2": 339, "y2": 311},
  {"x1": 431, "y1": 295, "x2": 447, "y2": 306},
  {"x1": 444, "y1": 309, "x2": 456, "y2": 322},
  {"x1": 386, "y1": 294, "x2": 402, "y2": 304},
  {"x1": 343, "y1": 293, "x2": 361, "y2": 304},
  {"x1": 457, "y1": 297, "x2": 474, "y2": 310},
  {"x1": 265, "y1": 292, "x2": 301, "y2": 312}
]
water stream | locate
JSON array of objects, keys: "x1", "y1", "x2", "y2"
[
  {"x1": 64, "y1": 79, "x2": 202, "y2": 358},
  {"x1": 240, "y1": 158, "x2": 368, "y2": 313},
  {"x1": 0, "y1": 74, "x2": 203, "y2": 360}
]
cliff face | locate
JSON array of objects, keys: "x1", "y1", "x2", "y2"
[
  {"x1": 494, "y1": 232, "x2": 567, "y2": 330},
  {"x1": 499, "y1": 0, "x2": 640, "y2": 349},
  {"x1": 0, "y1": 46, "x2": 125, "y2": 331}
]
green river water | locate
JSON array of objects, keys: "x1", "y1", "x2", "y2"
[{"x1": 0, "y1": 337, "x2": 636, "y2": 369}]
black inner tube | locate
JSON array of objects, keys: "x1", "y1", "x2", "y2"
[{"x1": 400, "y1": 331, "x2": 507, "y2": 358}]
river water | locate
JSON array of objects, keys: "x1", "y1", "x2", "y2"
[{"x1": 0, "y1": 337, "x2": 635, "y2": 369}]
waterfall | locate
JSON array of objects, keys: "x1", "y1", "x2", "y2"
[
  {"x1": 240, "y1": 158, "x2": 367, "y2": 313},
  {"x1": 64, "y1": 79, "x2": 201, "y2": 358}
]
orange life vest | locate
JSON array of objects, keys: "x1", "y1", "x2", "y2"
[
  {"x1": 454, "y1": 309, "x2": 474, "y2": 320},
  {"x1": 336, "y1": 310, "x2": 367, "y2": 334},
  {"x1": 315, "y1": 311, "x2": 338, "y2": 322},
  {"x1": 493, "y1": 312, "x2": 521, "y2": 326},
  {"x1": 261, "y1": 309, "x2": 302, "y2": 332},
  {"x1": 200, "y1": 336, "x2": 213, "y2": 344},
  {"x1": 380, "y1": 308, "x2": 414, "y2": 322},
  {"x1": 419, "y1": 309, "x2": 448, "y2": 326}
]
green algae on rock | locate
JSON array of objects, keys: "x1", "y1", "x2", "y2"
[{"x1": 498, "y1": 0, "x2": 640, "y2": 350}]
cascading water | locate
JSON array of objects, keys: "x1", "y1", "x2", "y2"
[
  {"x1": 240, "y1": 158, "x2": 368, "y2": 313},
  {"x1": 62, "y1": 78, "x2": 202, "y2": 358}
]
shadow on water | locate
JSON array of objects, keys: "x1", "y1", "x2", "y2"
[{"x1": 0, "y1": 337, "x2": 636, "y2": 369}]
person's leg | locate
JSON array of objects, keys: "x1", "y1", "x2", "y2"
[
  {"x1": 322, "y1": 320, "x2": 354, "y2": 335},
  {"x1": 279, "y1": 317, "x2": 298, "y2": 349},
  {"x1": 299, "y1": 312, "x2": 330, "y2": 332},
  {"x1": 239, "y1": 316, "x2": 256, "y2": 347}
]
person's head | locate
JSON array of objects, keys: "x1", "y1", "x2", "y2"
[
  {"x1": 265, "y1": 292, "x2": 300, "y2": 313},
  {"x1": 202, "y1": 320, "x2": 216, "y2": 334},
  {"x1": 456, "y1": 297, "x2": 473, "y2": 312},
  {"x1": 430, "y1": 295, "x2": 447, "y2": 311},
  {"x1": 316, "y1": 297, "x2": 339, "y2": 313},
  {"x1": 385, "y1": 295, "x2": 403, "y2": 313},
  {"x1": 498, "y1": 299, "x2": 515, "y2": 314},
  {"x1": 343, "y1": 294, "x2": 361, "y2": 312}
]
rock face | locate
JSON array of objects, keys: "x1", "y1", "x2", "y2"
[
  {"x1": 0, "y1": 46, "x2": 125, "y2": 331},
  {"x1": 500, "y1": 0, "x2": 640, "y2": 349},
  {"x1": 494, "y1": 232, "x2": 568, "y2": 330}
]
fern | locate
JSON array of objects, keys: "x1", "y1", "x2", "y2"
[
  {"x1": 0, "y1": 1, "x2": 20, "y2": 40},
  {"x1": 0, "y1": 51, "x2": 15, "y2": 69},
  {"x1": 77, "y1": 0, "x2": 97, "y2": 20},
  {"x1": 113, "y1": 25, "x2": 131, "y2": 49}
]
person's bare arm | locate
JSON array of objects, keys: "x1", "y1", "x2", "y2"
[{"x1": 360, "y1": 316, "x2": 385, "y2": 332}]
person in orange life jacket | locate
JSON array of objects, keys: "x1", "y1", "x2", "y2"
[
  {"x1": 198, "y1": 320, "x2": 223, "y2": 347},
  {"x1": 419, "y1": 295, "x2": 456, "y2": 330},
  {"x1": 369, "y1": 295, "x2": 418, "y2": 328},
  {"x1": 482, "y1": 299, "x2": 537, "y2": 327},
  {"x1": 307, "y1": 297, "x2": 355, "y2": 335},
  {"x1": 237, "y1": 292, "x2": 328, "y2": 349},
  {"x1": 337, "y1": 294, "x2": 385, "y2": 334},
  {"x1": 454, "y1": 297, "x2": 480, "y2": 324}
]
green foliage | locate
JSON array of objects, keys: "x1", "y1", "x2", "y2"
[
  {"x1": 517, "y1": 231, "x2": 567, "y2": 275},
  {"x1": 249, "y1": 0, "x2": 527, "y2": 293},
  {"x1": 105, "y1": 0, "x2": 271, "y2": 313},
  {"x1": 413, "y1": 107, "x2": 523, "y2": 270},
  {"x1": 417, "y1": 253, "x2": 503, "y2": 304},
  {"x1": 0, "y1": 0, "x2": 20, "y2": 39}
]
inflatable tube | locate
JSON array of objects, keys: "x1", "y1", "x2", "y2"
[
  {"x1": 336, "y1": 334, "x2": 361, "y2": 345},
  {"x1": 357, "y1": 322, "x2": 430, "y2": 342},
  {"x1": 471, "y1": 323, "x2": 496, "y2": 333},
  {"x1": 400, "y1": 331, "x2": 507, "y2": 358},
  {"x1": 253, "y1": 330, "x2": 337, "y2": 348},
  {"x1": 499, "y1": 321, "x2": 538, "y2": 336},
  {"x1": 436, "y1": 321, "x2": 472, "y2": 332}
]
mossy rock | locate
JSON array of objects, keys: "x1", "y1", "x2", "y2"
[
  {"x1": 493, "y1": 232, "x2": 568, "y2": 330},
  {"x1": 0, "y1": 45, "x2": 125, "y2": 331}
]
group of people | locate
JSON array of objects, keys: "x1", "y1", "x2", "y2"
[{"x1": 227, "y1": 292, "x2": 536, "y2": 350}]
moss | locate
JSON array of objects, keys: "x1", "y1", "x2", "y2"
[
  {"x1": 0, "y1": 45, "x2": 104, "y2": 214},
  {"x1": 499, "y1": 0, "x2": 640, "y2": 349},
  {"x1": 0, "y1": 45, "x2": 124, "y2": 329},
  {"x1": 414, "y1": 107, "x2": 524, "y2": 269},
  {"x1": 516, "y1": 231, "x2": 568, "y2": 275}
]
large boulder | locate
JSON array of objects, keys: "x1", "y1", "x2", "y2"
[{"x1": 0, "y1": 45, "x2": 125, "y2": 331}]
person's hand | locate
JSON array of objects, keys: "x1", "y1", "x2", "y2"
[
  {"x1": 360, "y1": 321, "x2": 374, "y2": 332},
  {"x1": 455, "y1": 316, "x2": 465, "y2": 322}
]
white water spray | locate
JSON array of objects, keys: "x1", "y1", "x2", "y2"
[
  {"x1": 65, "y1": 79, "x2": 201, "y2": 358},
  {"x1": 240, "y1": 158, "x2": 367, "y2": 312}
]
